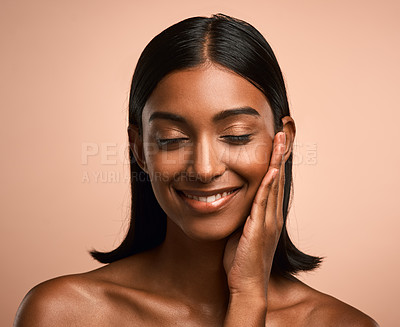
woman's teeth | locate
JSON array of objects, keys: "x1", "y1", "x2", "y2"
[{"x1": 183, "y1": 190, "x2": 236, "y2": 203}]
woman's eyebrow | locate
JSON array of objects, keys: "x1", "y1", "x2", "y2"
[
  {"x1": 212, "y1": 107, "x2": 260, "y2": 122},
  {"x1": 148, "y1": 106, "x2": 260, "y2": 123}
]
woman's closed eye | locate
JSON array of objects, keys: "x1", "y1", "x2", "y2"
[
  {"x1": 221, "y1": 134, "x2": 253, "y2": 145},
  {"x1": 156, "y1": 137, "x2": 189, "y2": 148},
  {"x1": 156, "y1": 134, "x2": 253, "y2": 149}
]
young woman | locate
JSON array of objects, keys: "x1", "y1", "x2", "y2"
[{"x1": 14, "y1": 13, "x2": 379, "y2": 326}]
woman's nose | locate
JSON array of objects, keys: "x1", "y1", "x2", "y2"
[{"x1": 186, "y1": 138, "x2": 225, "y2": 183}]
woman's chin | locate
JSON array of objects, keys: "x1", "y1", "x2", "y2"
[{"x1": 179, "y1": 218, "x2": 245, "y2": 243}]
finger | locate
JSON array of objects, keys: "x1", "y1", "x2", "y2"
[
  {"x1": 269, "y1": 132, "x2": 286, "y2": 172},
  {"x1": 249, "y1": 167, "x2": 278, "y2": 225},
  {"x1": 276, "y1": 157, "x2": 286, "y2": 222},
  {"x1": 265, "y1": 132, "x2": 286, "y2": 230}
]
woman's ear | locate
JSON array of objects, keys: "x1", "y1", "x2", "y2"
[
  {"x1": 127, "y1": 124, "x2": 148, "y2": 173},
  {"x1": 280, "y1": 116, "x2": 296, "y2": 163}
]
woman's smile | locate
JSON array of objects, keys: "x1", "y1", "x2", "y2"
[{"x1": 174, "y1": 186, "x2": 243, "y2": 214}]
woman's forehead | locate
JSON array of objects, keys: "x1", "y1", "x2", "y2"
[{"x1": 142, "y1": 64, "x2": 273, "y2": 124}]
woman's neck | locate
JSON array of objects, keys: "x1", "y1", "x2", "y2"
[{"x1": 150, "y1": 217, "x2": 231, "y2": 309}]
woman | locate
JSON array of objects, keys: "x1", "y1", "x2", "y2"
[{"x1": 14, "y1": 13, "x2": 379, "y2": 326}]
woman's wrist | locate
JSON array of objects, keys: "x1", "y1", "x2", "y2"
[
  {"x1": 229, "y1": 291, "x2": 267, "y2": 308},
  {"x1": 223, "y1": 293, "x2": 267, "y2": 327}
]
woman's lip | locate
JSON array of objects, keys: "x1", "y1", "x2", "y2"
[
  {"x1": 175, "y1": 186, "x2": 241, "y2": 197},
  {"x1": 175, "y1": 187, "x2": 242, "y2": 214}
]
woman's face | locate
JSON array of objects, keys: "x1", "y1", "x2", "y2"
[{"x1": 137, "y1": 64, "x2": 278, "y2": 241}]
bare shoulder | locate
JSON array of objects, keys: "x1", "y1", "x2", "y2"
[
  {"x1": 299, "y1": 282, "x2": 380, "y2": 327},
  {"x1": 14, "y1": 273, "x2": 108, "y2": 327},
  {"x1": 13, "y1": 253, "x2": 172, "y2": 327},
  {"x1": 267, "y1": 276, "x2": 379, "y2": 327}
]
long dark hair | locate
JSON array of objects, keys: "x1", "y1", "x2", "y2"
[{"x1": 90, "y1": 13, "x2": 323, "y2": 279}]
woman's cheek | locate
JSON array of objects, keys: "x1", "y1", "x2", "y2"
[
  {"x1": 223, "y1": 143, "x2": 271, "y2": 172},
  {"x1": 145, "y1": 144, "x2": 187, "y2": 181},
  {"x1": 223, "y1": 143, "x2": 272, "y2": 201}
]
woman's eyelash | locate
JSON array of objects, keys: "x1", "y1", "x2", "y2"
[
  {"x1": 156, "y1": 134, "x2": 252, "y2": 147},
  {"x1": 157, "y1": 138, "x2": 188, "y2": 146},
  {"x1": 222, "y1": 134, "x2": 252, "y2": 143}
]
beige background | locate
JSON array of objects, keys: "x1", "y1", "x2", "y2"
[{"x1": 1, "y1": 0, "x2": 399, "y2": 326}]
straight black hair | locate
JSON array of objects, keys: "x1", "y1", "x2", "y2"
[{"x1": 90, "y1": 13, "x2": 323, "y2": 280}]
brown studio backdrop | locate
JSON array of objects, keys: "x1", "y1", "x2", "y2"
[{"x1": 1, "y1": 0, "x2": 399, "y2": 326}]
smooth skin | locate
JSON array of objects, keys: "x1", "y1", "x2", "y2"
[{"x1": 14, "y1": 63, "x2": 379, "y2": 326}]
